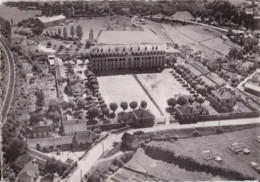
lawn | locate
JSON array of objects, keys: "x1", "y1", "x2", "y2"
[
  {"x1": 136, "y1": 69, "x2": 190, "y2": 119},
  {"x1": 97, "y1": 28, "x2": 163, "y2": 45},
  {"x1": 97, "y1": 75, "x2": 161, "y2": 117},
  {"x1": 45, "y1": 17, "x2": 105, "y2": 42},
  {"x1": 0, "y1": 4, "x2": 41, "y2": 24},
  {"x1": 147, "y1": 127, "x2": 260, "y2": 179},
  {"x1": 127, "y1": 148, "x2": 219, "y2": 181}
]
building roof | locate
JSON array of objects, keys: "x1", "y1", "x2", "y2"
[
  {"x1": 132, "y1": 109, "x2": 155, "y2": 119},
  {"x1": 176, "y1": 105, "x2": 199, "y2": 115},
  {"x1": 63, "y1": 123, "x2": 87, "y2": 134},
  {"x1": 244, "y1": 82, "x2": 260, "y2": 92},
  {"x1": 32, "y1": 125, "x2": 52, "y2": 133},
  {"x1": 90, "y1": 44, "x2": 165, "y2": 56},
  {"x1": 27, "y1": 136, "x2": 73, "y2": 148},
  {"x1": 121, "y1": 132, "x2": 137, "y2": 143},
  {"x1": 13, "y1": 153, "x2": 32, "y2": 169},
  {"x1": 36, "y1": 15, "x2": 66, "y2": 24},
  {"x1": 74, "y1": 131, "x2": 97, "y2": 144},
  {"x1": 63, "y1": 119, "x2": 86, "y2": 126},
  {"x1": 211, "y1": 86, "x2": 234, "y2": 99}
]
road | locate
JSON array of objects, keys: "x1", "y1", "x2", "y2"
[
  {"x1": 62, "y1": 116, "x2": 260, "y2": 182},
  {"x1": 0, "y1": 37, "x2": 15, "y2": 123}
]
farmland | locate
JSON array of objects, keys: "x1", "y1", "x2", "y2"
[
  {"x1": 97, "y1": 75, "x2": 161, "y2": 116},
  {"x1": 146, "y1": 127, "x2": 260, "y2": 179}
]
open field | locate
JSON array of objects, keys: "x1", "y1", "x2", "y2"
[
  {"x1": 97, "y1": 75, "x2": 161, "y2": 116},
  {"x1": 127, "y1": 148, "x2": 222, "y2": 181},
  {"x1": 136, "y1": 69, "x2": 190, "y2": 118},
  {"x1": 45, "y1": 17, "x2": 105, "y2": 42},
  {"x1": 147, "y1": 127, "x2": 260, "y2": 179},
  {"x1": 163, "y1": 24, "x2": 240, "y2": 59},
  {"x1": 98, "y1": 28, "x2": 164, "y2": 45},
  {"x1": 0, "y1": 4, "x2": 40, "y2": 24}
]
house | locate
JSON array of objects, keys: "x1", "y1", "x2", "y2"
[
  {"x1": 244, "y1": 82, "x2": 260, "y2": 96},
  {"x1": 34, "y1": 15, "x2": 66, "y2": 28},
  {"x1": 175, "y1": 105, "x2": 199, "y2": 122},
  {"x1": 17, "y1": 160, "x2": 39, "y2": 182},
  {"x1": 132, "y1": 109, "x2": 155, "y2": 128},
  {"x1": 12, "y1": 153, "x2": 32, "y2": 172},
  {"x1": 31, "y1": 125, "x2": 52, "y2": 138},
  {"x1": 117, "y1": 112, "x2": 135, "y2": 123},
  {"x1": 121, "y1": 132, "x2": 139, "y2": 150},
  {"x1": 60, "y1": 119, "x2": 87, "y2": 135},
  {"x1": 72, "y1": 131, "x2": 97, "y2": 148},
  {"x1": 209, "y1": 85, "x2": 236, "y2": 112}
]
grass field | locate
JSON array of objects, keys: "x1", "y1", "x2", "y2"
[
  {"x1": 127, "y1": 148, "x2": 221, "y2": 181},
  {"x1": 137, "y1": 69, "x2": 190, "y2": 119},
  {"x1": 97, "y1": 75, "x2": 161, "y2": 116},
  {"x1": 148, "y1": 127, "x2": 260, "y2": 179}
]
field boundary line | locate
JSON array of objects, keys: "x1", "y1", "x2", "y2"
[{"x1": 132, "y1": 74, "x2": 164, "y2": 116}]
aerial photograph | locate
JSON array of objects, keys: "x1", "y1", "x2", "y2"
[{"x1": 0, "y1": 0, "x2": 260, "y2": 181}]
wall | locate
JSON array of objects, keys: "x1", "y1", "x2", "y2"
[{"x1": 87, "y1": 121, "x2": 134, "y2": 131}]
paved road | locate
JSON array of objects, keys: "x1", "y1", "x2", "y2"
[
  {"x1": 0, "y1": 37, "x2": 15, "y2": 123},
  {"x1": 62, "y1": 116, "x2": 260, "y2": 182}
]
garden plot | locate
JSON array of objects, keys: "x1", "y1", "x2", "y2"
[
  {"x1": 97, "y1": 28, "x2": 163, "y2": 45},
  {"x1": 136, "y1": 69, "x2": 190, "y2": 118},
  {"x1": 97, "y1": 75, "x2": 161, "y2": 117}
]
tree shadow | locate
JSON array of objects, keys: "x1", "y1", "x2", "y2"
[{"x1": 165, "y1": 107, "x2": 174, "y2": 114}]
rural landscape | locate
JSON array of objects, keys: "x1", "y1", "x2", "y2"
[{"x1": 0, "y1": 0, "x2": 260, "y2": 182}]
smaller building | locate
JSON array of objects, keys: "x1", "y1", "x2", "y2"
[
  {"x1": 132, "y1": 109, "x2": 155, "y2": 128},
  {"x1": 17, "y1": 160, "x2": 39, "y2": 182},
  {"x1": 209, "y1": 85, "x2": 236, "y2": 112},
  {"x1": 31, "y1": 125, "x2": 52, "y2": 138},
  {"x1": 244, "y1": 82, "x2": 260, "y2": 96},
  {"x1": 34, "y1": 15, "x2": 66, "y2": 28},
  {"x1": 121, "y1": 132, "x2": 139, "y2": 150},
  {"x1": 48, "y1": 55, "x2": 56, "y2": 72},
  {"x1": 175, "y1": 105, "x2": 199, "y2": 122}
]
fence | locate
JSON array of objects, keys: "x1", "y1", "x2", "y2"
[
  {"x1": 197, "y1": 111, "x2": 260, "y2": 122},
  {"x1": 87, "y1": 122, "x2": 134, "y2": 131}
]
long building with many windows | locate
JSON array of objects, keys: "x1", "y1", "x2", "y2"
[{"x1": 89, "y1": 45, "x2": 166, "y2": 72}]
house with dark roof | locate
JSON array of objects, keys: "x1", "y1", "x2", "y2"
[
  {"x1": 17, "y1": 160, "x2": 39, "y2": 182},
  {"x1": 72, "y1": 131, "x2": 97, "y2": 148},
  {"x1": 31, "y1": 125, "x2": 52, "y2": 138},
  {"x1": 175, "y1": 105, "x2": 199, "y2": 122},
  {"x1": 59, "y1": 119, "x2": 87, "y2": 135},
  {"x1": 132, "y1": 109, "x2": 155, "y2": 128},
  {"x1": 121, "y1": 132, "x2": 139, "y2": 150},
  {"x1": 209, "y1": 85, "x2": 236, "y2": 112}
]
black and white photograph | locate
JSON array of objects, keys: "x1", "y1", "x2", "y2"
[{"x1": 0, "y1": 0, "x2": 260, "y2": 181}]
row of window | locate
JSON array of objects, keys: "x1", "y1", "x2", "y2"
[{"x1": 92, "y1": 56, "x2": 165, "y2": 63}]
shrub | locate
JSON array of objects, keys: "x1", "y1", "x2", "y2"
[
  {"x1": 133, "y1": 130, "x2": 144, "y2": 135},
  {"x1": 113, "y1": 158, "x2": 124, "y2": 167},
  {"x1": 216, "y1": 127, "x2": 224, "y2": 134},
  {"x1": 192, "y1": 130, "x2": 200, "y2": 137},
  {"x1": 47, "y1": 41, "x2": 52, "y2": 47}
]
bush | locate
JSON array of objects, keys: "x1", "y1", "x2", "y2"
[
  {"x1": 192, "y1": 130, "x2": 200, "y2": 137},
  {"x1": 47, "y1": 41, "x2": 52, "y2": 47},
  {"x1": 216, "y1": 127, "x2": 224, "y2": 134},
  {"x1": 113, "y1": 158, "x2": 124, "y2": 167},
  {"x1": 133, "y1": 130, "x2": 144, "y2": 135}
]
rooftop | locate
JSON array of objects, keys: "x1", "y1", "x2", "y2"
[
  {"x1": 32, "y1": 125, "x2": 52, "y2": 133},
  {"x1": 36, "y1": 15, "x2": 66, "y2": 24},
  {"x1": 132, "y1": 109, "x2": 155, "y2": 119},
  {"x1": 211, "y1": 86, "x2": 234, "y2": 99},
  {"x1": 27, "y1": 136, "x2": 73, "y2": 148},
  {"x1": 176, "y1": 105, "x2": 199, "y2": 115}
]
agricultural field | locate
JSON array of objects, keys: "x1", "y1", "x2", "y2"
[
  {"x1": 136, "y1": 69, "x2": 190, "y2": 119},
  {"x1": 126, "y1": 148, "x2": 223, "y2": 181},
  {"x1": 97, "y1": 28, "x2": 164, "y2": 45},
  {"x1": 0, "y1": 4, "x2": 41, "y2": 24},
  {"x1": 163, "y1": 24, "x2": 240, "y2": 59},
  {"x1": 147, "y1": 127, "x2": 260, "y2": 179},
  {"x1": 97, "y1": 75, "x2": 161, "y2": 117},
  {"x1": 45, "y1": 17, "x2": 105, "y2": 42}
]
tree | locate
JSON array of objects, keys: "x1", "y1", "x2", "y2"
[
  {"x1": 70, "y1": 25, "x2": 75, "y2": 38},
  {"x1": 177, "y1": 96, "x2": 187, "y2": 106},
  {"x1": 88, "y1": 106, "x2": 101, "y2": 120},
  {"x1": 45, "y1": 158, "x2": 67, "y2": 176},
  {"x1": 207, "y1": 85, "x2": 215, "y2": 94},
  {"x1": 61, "y1": 101, "x2": 69, "y2": 110},
  {"x1": 197, "y1": 97, "x2": 204, "y2": 106},
  {"x1": 102, "y1": 108, "x2": 109, "y2": 118},
  {"x1": 76, "y1": 25, "x2": 83, "y2": 39},
  {"x1": 58, "y1": 28, "x2": 61, "y2": 37},
  {"x1": 188, "y1": 97, "x2": 194, "y2": 105},
  {"x1": 32, "y1": 26, "x2": 43, "y2": 35},
  {"x1": 109, "y1": 102, "x2": 118, "y2": 113},
  {"x1": 35, "y1": 90, "x2": 45, "y2": 107},
  {"x1": 167, "y1": 98, "x2": 177, "y2": 108},
  {"x1": 63, "y1": 27, "x2": 68, "y2": 39},
  {"x1": 140, "y1": 100, "x2": 147, "y2": 109},
  {"x1": 77, "y1": 98, "x2": 86, "y2": 110},
  {"x1": 29, "y1": 112, "x2": 44, "y2": 125},
  {"x1": 48, "y1": 99, "x2": 60, "y2": 112},
  {"x1": 130, "y1": 101, "x2": 138, "y2": 110},
  {"x1": 5, "y1": 139, "x2": 27, "y2": 162},
  {"x1": 196, "y1": 85, "x2": 207, "y2": 96},
  {"x1": 88, "y1": 174, "x2": 100, "y2": 182},
  {"x1": 100, "y1": 103, "x2": 107, "y2": 109},
  {"x1": 191, "y1": 81, "x2": 198, "y2": 88},
  {"x1": 120, "y1": 102, "x2": 128, "y2": 112},
  {"x1": 85, "y1": 39, "x2": 94, "y2": 48}
]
